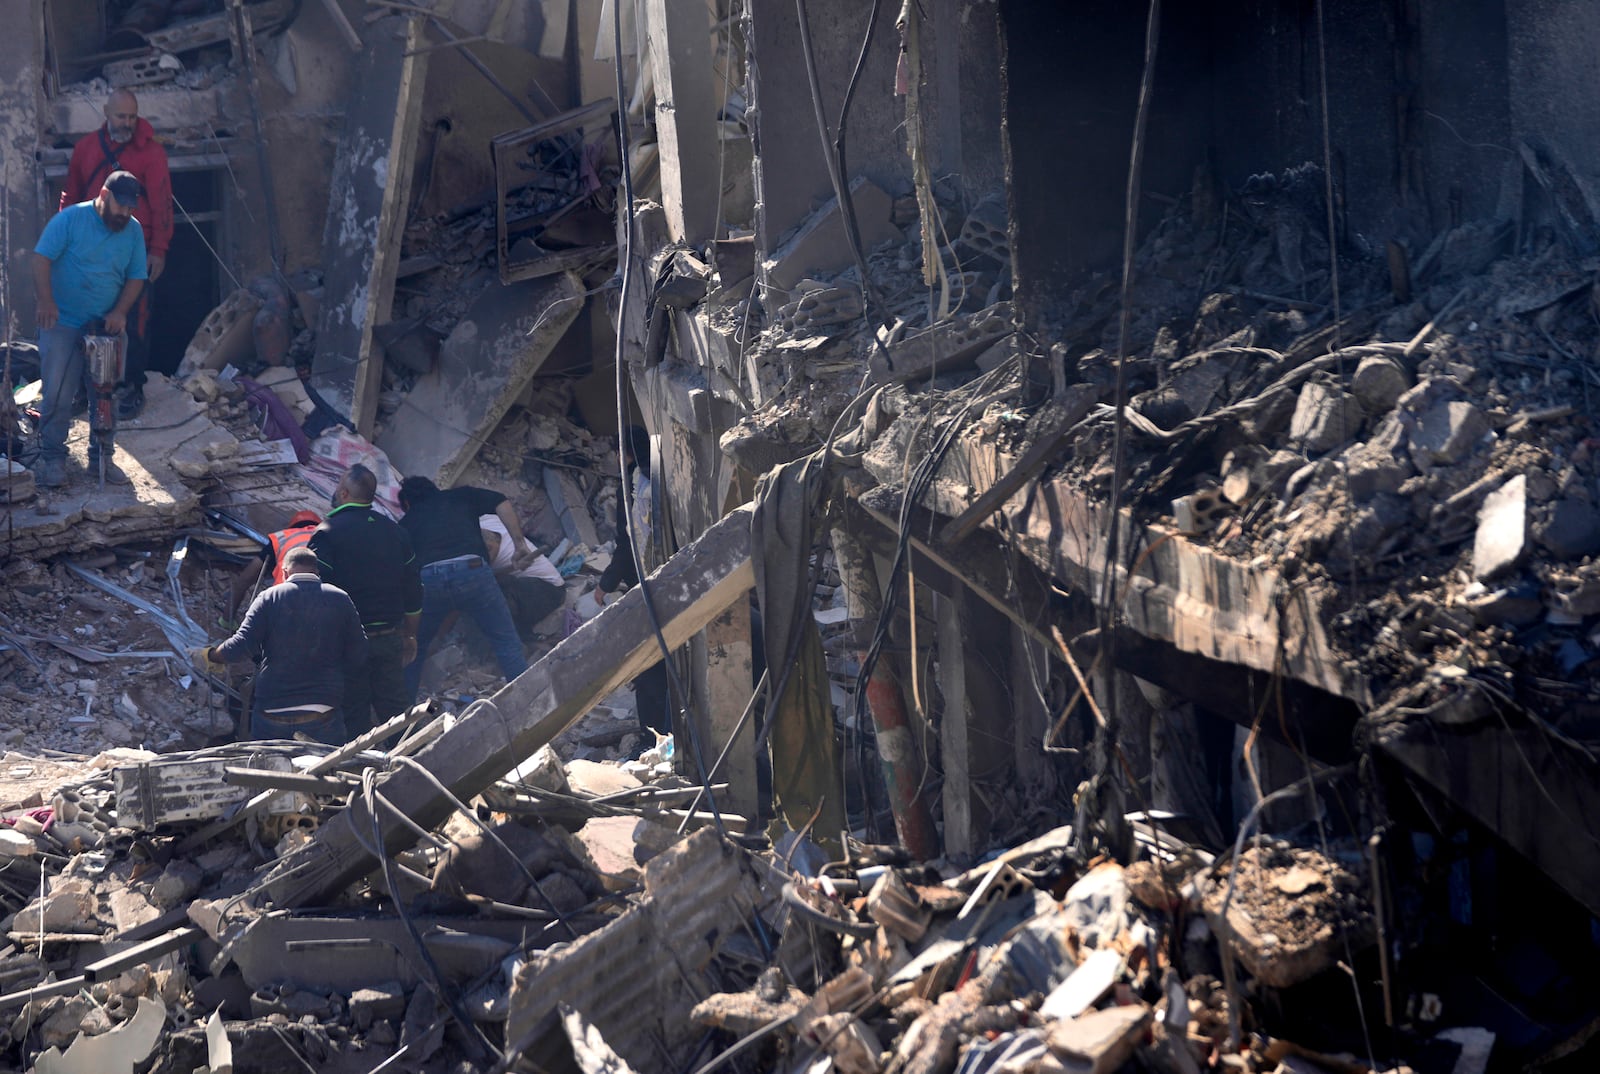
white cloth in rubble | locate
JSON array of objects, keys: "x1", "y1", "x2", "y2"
[{"x1": 479, "y1": 514, "x2": 564, "y2": 587}]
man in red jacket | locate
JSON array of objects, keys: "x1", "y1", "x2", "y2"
[{"x1": 58, "y1": 89, "x2": 173, "y2": 421}]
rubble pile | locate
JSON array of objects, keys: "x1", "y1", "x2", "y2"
[
  {"x1": 750, "y1": 165, "x2": 1600, "y2": 746},
  {"x1": 0, "y1": 554, "x2": 232, "y2": 753},
  {"x1": 0, "y1": 729, "x2": 1487, "y2": 1074}
]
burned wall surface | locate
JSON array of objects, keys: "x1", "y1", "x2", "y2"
[
  {"x1": 0, "y1": 0, "x2": 44, "y2": 330},
  {"x1": 745, "y1": 0, "x2": 910, "y2": 266},
  {"x1": 999, "y1": 0, "x2": 1418, "y2": 327},
  {"x1": 1505, "y1": 0, "x2": 1600, "y2": 231}
]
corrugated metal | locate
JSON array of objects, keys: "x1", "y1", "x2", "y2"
[{"x1": 505, "y1": 828, "x2": 761, "y2": 1073}]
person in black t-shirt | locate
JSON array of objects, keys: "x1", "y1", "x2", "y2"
[
  {"x1": 398, "y1": 476, "x2": 532, "y2": 700},
  {"x1": 309, "y1": 464, "x2": 423, "y2": 735}
]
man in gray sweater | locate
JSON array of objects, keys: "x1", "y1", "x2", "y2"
[{"x1": 193, "y1": 546, "x2": 368, "y2": 743}]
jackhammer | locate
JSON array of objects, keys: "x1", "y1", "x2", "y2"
[{"x1": 82, "y1": 323, "x2": 123, "y2": 489}]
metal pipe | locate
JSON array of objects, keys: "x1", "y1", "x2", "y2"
[{"x1": 831, "y1": 526, "x2": 938, "y2": 859}]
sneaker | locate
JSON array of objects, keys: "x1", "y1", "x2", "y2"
[
  {"x1": 32, "y1": 459, "x2": 65, "y2": 488},
  {"x1": 115, "y1": 386, "x2": 144, "y2": 421}
]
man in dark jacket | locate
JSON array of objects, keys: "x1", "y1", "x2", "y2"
[
  {"x1": 58, "y1": 89, "x2": 173, "y2": 420},
  {"x1": 192, "y1": 546, "x2": 367, "y2": 744},
  {"x1": 310, "y1": 464, "x2": 423, "y2": 735},
  {"x1": 398, "y1": 476, "x2": 533, "y2": 700}
]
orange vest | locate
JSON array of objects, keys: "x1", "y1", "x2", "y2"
[{"x1": 267, "y1": 521, "x2": 318, "y2": 585}]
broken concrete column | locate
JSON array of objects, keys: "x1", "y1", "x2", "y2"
[
  {"x1": 309, "y1": 15, "x2": 432, "y2": 432},
  {"x1": 644, "y1": 0, "x2": 717, "y2": 245},
  {"x1": 379, "y1": 273, "x2": 585, "y2": 484}
]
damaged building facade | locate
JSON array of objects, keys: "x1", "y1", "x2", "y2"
[{"x1": 3, "y1": 0, "x2": 1600, "y2": 1072}]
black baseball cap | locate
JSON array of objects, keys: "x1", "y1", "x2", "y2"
[{"x1": 103, "y1": 170, "x2": 142, "y2": 208}]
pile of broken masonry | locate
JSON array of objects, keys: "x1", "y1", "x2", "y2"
[{"x1": 0, "y1": 699, "x2": 1487, "y2": 1074}]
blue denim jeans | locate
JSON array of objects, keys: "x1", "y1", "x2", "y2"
[
  {"x1": 36, "y1": 325, "x2": 89, "y2": 466},
  {"x1": 251, "y1": 707, "x2": 347, "y2": 745},
  {"x1": 405, "y1": 558, "x2": 528, "y2": 701},
  {"x1": 37, "y1": 324, "x2": 124, "y2": 466}
]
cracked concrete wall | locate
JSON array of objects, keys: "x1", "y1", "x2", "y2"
[
  {"x1": 745, "y1": 0, "x2": 910, "y2": 273},
  {"x1": 408, "y1": 40, "x2": 571, "y2": 220},
  {"x1": 228, "y1": 0, "x2": 367, "y2": 277},
  {"x1": 1505, "y1": 0, "x2": 1600, "y2": 206},
  {"x1": 0, "y1": 0, "x2": 42, "y2": 332}
]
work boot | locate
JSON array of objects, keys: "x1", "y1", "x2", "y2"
[
  {"x1": 32, "y1": 458, "x2": 65, "y2": 488},
  {"x1": 115, "y1": 384, "x2": 144, "y2": 421},
  {"x1": 87, "y1": 456, "x2": 130, "y2": 486}
]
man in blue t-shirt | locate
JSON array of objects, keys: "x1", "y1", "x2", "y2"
[{"x1": 30, "y1": 170, "x2": 149, "y2": 487}]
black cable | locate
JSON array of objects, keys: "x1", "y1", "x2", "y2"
[
  {"x1": 610, "y1": 0, "x2": 728, "y2": 840},
  {"x1": 833, "y1": 0, "x2": 885, "y2": 296},
  {"x1": 355, "y1": 770, "x2": 499, "y2": 1062},
  {"x1": 1094, "y1": 0, "x2": 1161, "y2": 848},
  {"x1": 794, "y1": 0, "x2": 896, "y2": 371}
]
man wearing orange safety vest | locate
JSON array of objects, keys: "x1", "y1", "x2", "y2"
[{"x1": 228, "y1": 510, "x2": 322, "y2": 618}]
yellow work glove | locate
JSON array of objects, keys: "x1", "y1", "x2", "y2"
[{"x1": 189, "y1": 646, "x2": 225, "y2": 675}]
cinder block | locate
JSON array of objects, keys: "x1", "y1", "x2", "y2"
[{"x1": 179, "y1": 289, "x2": 262, "y2": 377}]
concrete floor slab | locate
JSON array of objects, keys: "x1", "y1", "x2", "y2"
[{"x1": 378, "y1": 272, "x2": 586, "y2": 485}]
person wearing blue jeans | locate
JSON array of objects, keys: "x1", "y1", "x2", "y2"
[
  {"x1": 31, "y1": 171, "x2": 148, "y2": 488},
  {"x1": 398, "y1": 476, "x2": 532, "y2": 701}
]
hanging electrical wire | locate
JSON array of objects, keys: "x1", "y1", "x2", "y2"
[
  {"x1": 609, "y1": 0, "x2": 729, "y2": 840},
  {"x1": 1090, "y1": 0, "x2": 1161, "y2": 854}
]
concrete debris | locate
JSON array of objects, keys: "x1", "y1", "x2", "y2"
[
  {"x1": 8, "y1": 3, "x2": 1600, "y2": 1072},
  {"x1": 1203, "y1": 841, "x2": 1375, "y2": 989},
  {"x1": 1472, "y1": 473, "x2": 1528, "y2": 581},
  {"x1": 762, "y1": 178, "x2": 902, "y2": 298}
]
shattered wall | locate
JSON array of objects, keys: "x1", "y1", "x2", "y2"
[
  {"x1": 0, "y1": 0, "x2": 44, "y2": 330},
  {"x1": 1505, "y1": 0, "x2": 1600, "y2": 231}
]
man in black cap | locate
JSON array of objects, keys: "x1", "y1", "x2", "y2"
[
  {"x1": 191, "y1": 545, "x2": 368, "y2": 744},
  {"x1": 30, "y1": 171, "x2": 149, "y2": 487},
  {"x1": 58, "y1": 90, "x2": 173, "y2": 420}
]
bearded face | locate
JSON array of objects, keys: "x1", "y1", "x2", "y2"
[{"x1": 97, "y1": 197, "x2": 132, "y2": 232}]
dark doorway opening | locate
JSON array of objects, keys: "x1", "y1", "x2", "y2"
[{"x1": 149, "y1": 166, "x2": 224, "y2": 378}]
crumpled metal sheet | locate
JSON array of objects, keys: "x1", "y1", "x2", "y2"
[
  {"x1": 65, "y1": 560, "x2": 207, "y2": 662},
  {"x1": 505, "y1": 829, "x2": 761, "y2": 1072}
]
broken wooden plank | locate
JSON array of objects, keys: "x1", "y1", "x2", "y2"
[{"x1": 256, "y1": 506, "x2": 757, "y2": 908}]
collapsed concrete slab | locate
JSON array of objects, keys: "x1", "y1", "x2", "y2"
[
  {"x1": 254, "y1": 505, "x2": 756, "y2": 908},
  {"x1": 308, "y1": 15, "x2": 431, "y2": 433},
  {"x1": 760, "y1": 178, "x2": 902, "y2": 298},
  {"x1": 378, "y1": 272, "x2": 586, "y2": 485}
]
